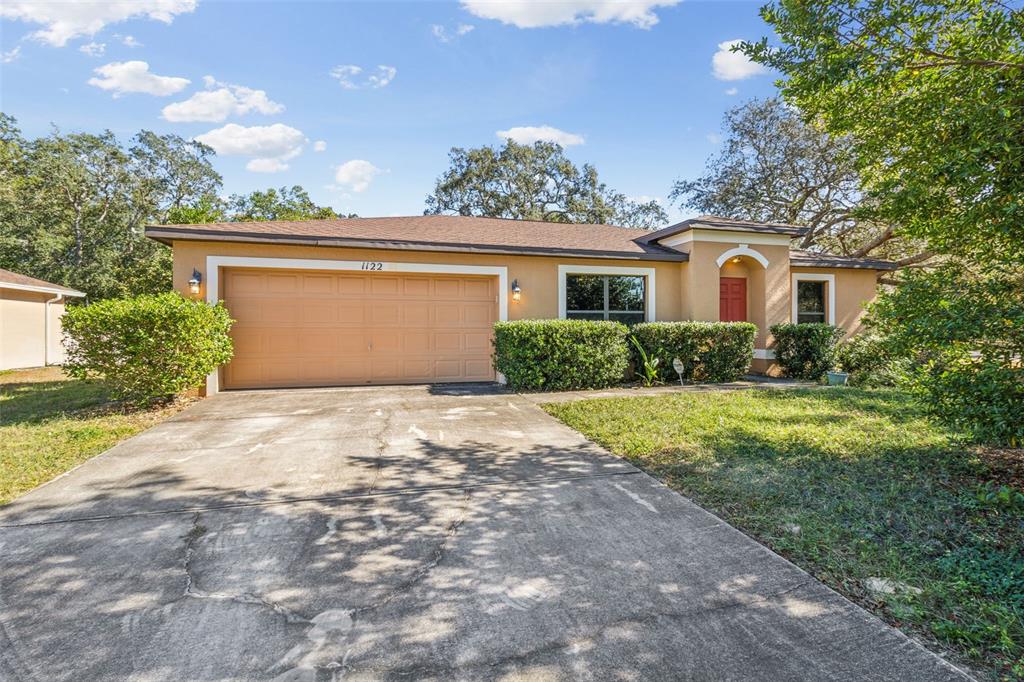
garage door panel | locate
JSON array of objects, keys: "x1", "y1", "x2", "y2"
[
  {"x1": 337, "y1": 277, "x2": 366, "y2": 295},
  {"x1": 403, "y1": 278, "x2": 430, "y2": 296},
  {"x1": 370, "y1": 277, "x2": 400, "y2": 295},
  {"x1": 302, "y1": 302, "x2": 337, "y2": 324},
  {"x1": 463, "y1": 279, "x2": 493, "y2": 299},
  {"x1": 369, "y1": 303, "x2": 401, "y2": 325},
  {"x1": 302, "y1": 275, "x2": 335, "y2": 294},
  {"x1": 463, "y1": 303, "x2": 495, "y2": 326},
  {"x1": 224, "y1": 268, "x2": 496, "y2": 388}
]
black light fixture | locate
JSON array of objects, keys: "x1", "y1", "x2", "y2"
[
  {"x1": 188, "y1": 268, "x2": 202, "y2": 295},
  {"x1": 511, "y1": 279, "x2": 521, "y2": 302}
]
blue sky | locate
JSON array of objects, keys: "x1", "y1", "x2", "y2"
[{"x1": 1, "y1": 1, "x2": 781, "y2": 223}]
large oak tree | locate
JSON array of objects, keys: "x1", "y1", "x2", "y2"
[{"x1": 425, "y1": 140, "x2": 667, "y2": 229}]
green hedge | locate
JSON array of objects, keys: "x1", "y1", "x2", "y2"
[
  {"x1": 493, "y1": 319, "x2": 630, "y2": 391},
  {"x1": 63, "y1": 292, "x2": 234, "y2": 403},
  {"x1": 770, "y1": 323, "x2": 845, "y2": 380},
  {"x1": 630, "y1": 321, "x2": 757, "y2": 383}
]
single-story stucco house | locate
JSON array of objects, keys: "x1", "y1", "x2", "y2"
[
  {"x1": 0, "y1": 268, "x2": 86, "y2": 371},
  {"x1": 145, "y1": 214, "x2": 897, "y2": 394}
]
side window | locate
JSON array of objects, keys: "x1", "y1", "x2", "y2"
[{"x1": 796, "y1": 280, "x2": 826, "y2": 324}]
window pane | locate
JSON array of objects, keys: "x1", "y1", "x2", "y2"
[
  {"x1": 797, "y1": 281, "x2": 825, "y2": 323},
  {"x1": 566, "y1": 275, "x2": 604, "y2": 312},
  {"x1": 608, "y1": 276, "x2": 644, "y2": 311},
  {"x1": 609, "y1": 312, "x2": 644, "y2": 325},
  {"x1": 797, "y1": 312, "x2": 826, "y2": 324},
  {"x1": 567, "y1": 311, "x2": 605, "y2": 321}
]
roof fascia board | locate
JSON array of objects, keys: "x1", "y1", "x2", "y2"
[
  {"x1": 144, "y1": 228, "x2": 689, "y2": 262},
  {"x1": 660, "y1": 229, "x2": 793, "y2": 248},
  {"x1": 0, "y1": 282, "x2": 86, "y2": 297}
]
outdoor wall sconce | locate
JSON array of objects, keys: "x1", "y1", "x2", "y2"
[
  {"x1": 511, "y1": 279, "x2": 521, "y2": 302},
  {"x1": 189, "y1": 268, "x2": 202, "y2": 295},
  {"x1": 731, "y1": 256, "x2": 742, "y2": 264}
]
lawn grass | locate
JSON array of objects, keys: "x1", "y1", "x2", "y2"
[
  {"x1": 0, "y1": 367, "x2": 189, "y2": 505},
  {"x1": 544, "y1": 388, "x2": 1023, "y2": 680}
]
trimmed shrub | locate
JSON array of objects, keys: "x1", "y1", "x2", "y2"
[
  {"x1": 630, "y1": 321, "x2": 757, "y2": 383},
  {"x1": 907, "y1": 357, "x2": 1024, "y2": 446},
  {"x1": 770, "y1": 323, "x2": 845, "y2": 381},
  {"x1": 493, "y1": 319, "x2": 629, "y2": 391},
  {"x1": 63, "y1": 292, "x2": 234, "y2": 403},
  {"x1": 835, "y1": 334, "x2": 908, "y2": 387}
]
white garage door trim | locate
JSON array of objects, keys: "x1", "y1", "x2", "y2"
[{"x1": 205, "y1": 255, "x2": 508, "y2": 395}]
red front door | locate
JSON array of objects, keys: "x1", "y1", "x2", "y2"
[{"x1": 719, "y1": 277, "x2": 747, "y2": 322}]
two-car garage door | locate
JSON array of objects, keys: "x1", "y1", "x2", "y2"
[{"x1": 222, "y1": 268, "x2": 497, "y2": 389}]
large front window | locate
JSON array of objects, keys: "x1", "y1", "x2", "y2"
[
  {"x1": 566, "y1": 274, "x2": 645, "y2": 324},
  {"x1": 796, "y1": 280, "x2": 826, "y2": 324}
]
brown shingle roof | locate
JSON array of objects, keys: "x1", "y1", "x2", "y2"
[
  {"x1": 0, "y1": 268, "x2": 85, "y2": 296},
  {"x1": 789, "y1": 250, "x2": 898, "y2": 271},
  {"x1": 145, "y1": 215, "x2": 689, "y2": 261}
]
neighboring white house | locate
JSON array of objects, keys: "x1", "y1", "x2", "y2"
[{"x1": 0, "y1": 269, "x2": 85, "y2": 370}]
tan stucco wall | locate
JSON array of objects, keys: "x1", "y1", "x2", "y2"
[
  {"x1": 171, "y1": 240, "x2": 685, "y2": 322},
  {"x1": 169, "y1": 239, "x2": 883, "y2": 379},
  {"x1": 790, "y1": 267, "x2": 880, "y2": 337},
  {"x1": 0, "y1": 289, "x2": 67, "y2": 370}
]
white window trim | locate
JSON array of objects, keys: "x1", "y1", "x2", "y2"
[
  {"x1": 557, "y1": 264, "x2": 656, "y2": 323},
  {"x1": 715, "y1": 244, "x2": 769, "y2": 269},
  {"x1": 203, "y1": 255, "x2": 508, "y2": 395},
  {"x1": 791, "y1": 273, "x2": 835, "y2": 326}
]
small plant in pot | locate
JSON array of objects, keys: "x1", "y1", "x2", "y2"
[{"x1": 826, "y1": 364, "x2": 850, "y2": 386}]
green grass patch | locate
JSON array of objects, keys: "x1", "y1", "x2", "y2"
[
  {"x1": 544, "y1": 388, "x2": 1023, "y2": 680},
  {"x1": 0, "y1": 367, "x2": 187, "y2": 505}
]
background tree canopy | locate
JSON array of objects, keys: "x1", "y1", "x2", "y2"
[
  {"x1": 0, "y1": 116, "x2": 342, "y2": 300},
  {"x1": 671, "y1": 98, "x2": 931, "y2": 267},
  {"x1": 425, "y1": 140, "x2": 668, "y2": 229},
  {"x1": 743, "y1": 0, "x2": 1024, "y2": 265}
]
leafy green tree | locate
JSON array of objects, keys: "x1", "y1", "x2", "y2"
[
  {"x1": 743, "y1": 0, "x2": 1024, "y2": 264},
  {"x1": 426, "y1": 140, "x2": 668, "y2": 228},
  {"x1": 671, "y1": 98, "x2": 930, "y2": 266},
  {"x1": 0, "y1": 116, "x2": 222, "y2": 299},
  {"x1": 227, "y1": 185, "x2": 343, "y2": 222},
  {"x1": 867, "y1": 262, "x2": 1023, "y2": 445}
]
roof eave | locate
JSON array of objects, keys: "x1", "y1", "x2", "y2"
[
  {"x1": 144, "y1": 227, "x2": 690, "y2": 262},
  {"x1": 789, "y1": 256, "x2": 898, "y2": 271},
  {"x1": 0, "y1": 282, "x2": 86, "y2": 297}
]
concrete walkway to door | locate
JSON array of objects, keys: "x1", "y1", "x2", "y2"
[{"x1": 0, "y1": 385, "x2": 970, "y2": 680}]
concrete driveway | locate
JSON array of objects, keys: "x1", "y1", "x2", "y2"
[{"x1": 0, "y1": 385, "x2": 969, "y2": 681}]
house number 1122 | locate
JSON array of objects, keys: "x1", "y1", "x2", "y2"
[{"x1": 360, "y1": 262, "x2": 383, "y2": 271}]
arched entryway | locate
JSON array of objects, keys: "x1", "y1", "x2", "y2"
[{"x1": 716, "y1": 245, "x2": 769, "y2": 330}]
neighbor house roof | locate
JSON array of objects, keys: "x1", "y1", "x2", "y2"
[
  {"x1": 640, "y1": 215, "x2": 810, "y2": 243},
  {"x1": 145, "y1": 215, "x2": 689, "y2": 261},
  {"x1": 789, "y1": 250, "x2": 899, "y2": 271},
  {"x1": 0, "y1": 268, "x2": 85, "y2": 297}
]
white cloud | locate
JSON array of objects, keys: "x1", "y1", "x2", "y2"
[
  {"x1": 334, "y1": 159, "x2": 381, "y2": 192},
  {"x1": 432, "y1": 23, "x2": 475, "y2": 43},
  {"x1": 118, "y1": 34, "x2": 142, "y2": 48},
  {"x1": 0, "y1": 0, "x2": 196, "y2": 48},
  {"x1": 496, "y1": 125, "x2": 585, "y2": 146},
  {"x1": 461, "y1": 0, "x2": 679, "y2": 29},
  {"x1": 79, "y1": 41, "x2": 105, "y2": 57},
  {"x1": 246, "y1": 158, "x2": 289, "y2": 173},
  {"x1": 329, "y1": 64, "x2": 397, "y2": 90},
  {"x1": 706, "y1": 132, "x2": 722, "y2": 145},
  {"x1": 313, "y1": 140, "x2": 327, "y2": 152},
  {"x1": 87, "y1": 61, "x2": 189, "y2": 97},
  {"x1": 724, "y1": 87, "x2": 738, "y2": 96},
  {"x1": 161, "y1": 77, "x2": 284, "y2": 122},
  {"x1": 2, "y1": 46, "x2": 21, "y2": 64},
  {"x1": 195, "y1": 123, "x2": 307, "y2": 173},
  {"x1": 712, "y1": 39, "x2": 768, "y2": 81}
]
